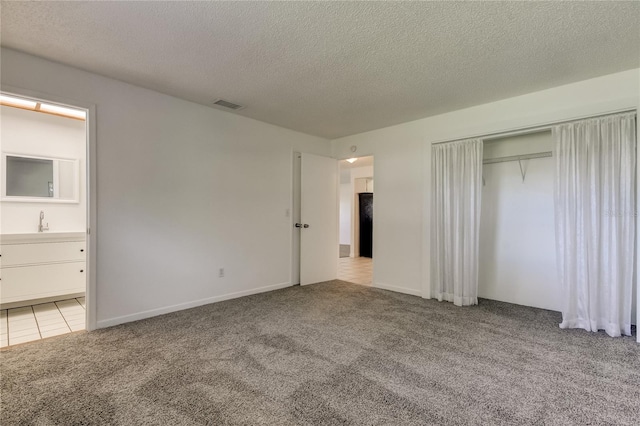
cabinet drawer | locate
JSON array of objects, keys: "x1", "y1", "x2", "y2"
[
  {"x1": 0, "y1": 262, "x2": 86, "y2": 304},
  {"x1": 1, "y1": 241, "x2": 86, "y2": 267}
]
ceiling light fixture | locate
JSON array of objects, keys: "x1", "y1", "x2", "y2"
[{"x1": 346, "y1": 158, "x2": 358, "y2": 163}]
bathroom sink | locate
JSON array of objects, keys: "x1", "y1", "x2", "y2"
[{"x1": 0, "y1": 232, "x2": 86, "y2": 244}]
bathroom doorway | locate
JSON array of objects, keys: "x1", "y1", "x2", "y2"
[
  {"x1": 338, "y1": 156, "x2": 374, "y2": 286},
  {"x1": 0, "y1": 91, "x2": 93, "y2": 347}
]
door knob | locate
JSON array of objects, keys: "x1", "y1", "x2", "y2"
[
  {"x1": 303, "y1": 224, "x2": 310, "y2": 228},
  {"x1": 295, "y1": 223, "x2": 303, "y2": 228}
]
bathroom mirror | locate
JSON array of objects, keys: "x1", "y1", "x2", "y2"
[{"x1": 1, "y1": 153, "x2": 79, "y2": 203}]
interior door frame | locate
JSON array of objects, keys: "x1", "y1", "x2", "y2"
[
  {"x1": 1, "y1": 84, "x2": 98, "y2": 331},
  {"x1": 636, "y1": 112, "x2": 640, "y2": 343},
  {"x1": 338, "y1": 155, "x2": 375, "y2": 285}
]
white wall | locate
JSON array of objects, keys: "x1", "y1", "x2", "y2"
[
  {"x1": 1, "y1": 48, "x2": 330, "y2": 328},
  {"x1": 479, "y1": 132, "x2": 559, "y2": 311},
  {"x1": 331, "y1": 69, "x2": 640, "y2": 308},
  {"x1": 0, "y1": 106, "x2": 87, "y2": 234}
]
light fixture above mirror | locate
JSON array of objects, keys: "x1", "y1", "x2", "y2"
[{"x1": 1, "y1": 94, "x2": 86, "y2": 121}]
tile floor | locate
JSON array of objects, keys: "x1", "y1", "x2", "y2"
[
  {"x1": 338, "y1": 256, "x2": 372, "y2": 286},
  {"x1": 0, "y1": 297, "x2": 85, "y2": 348}
]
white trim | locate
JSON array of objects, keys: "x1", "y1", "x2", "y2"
[
  {"x1": 86, "y1": 104, "x2": 97, "y2": 332},
  {"x1": 636, "y1": 109, "x2": 640, "y2": 343},
  {"x1": 421, "y1": 137, "x2": 432, "y2": 299},
  {"x1": 97, "y1": 281, "x2": 292, "y2": 329},
  {"x1": 0, "y1": 84, "x2": 97, "y2": 331},
  {"x1": 373, "y1": 281, "x2": 422, "y2": 297}
]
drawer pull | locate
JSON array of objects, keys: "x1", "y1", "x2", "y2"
[
  {"x1": 80, "y1": 269, "x2": 84, "y2": 273},
  {"x1": 80, "y1": 249, "x2": 84, "y2": 252}
]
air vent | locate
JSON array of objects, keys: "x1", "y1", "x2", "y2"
[{"x1": 212, "y1": 99, "x2": 245, "y2": 111}]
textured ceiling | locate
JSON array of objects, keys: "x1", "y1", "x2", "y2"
[{"x1": 1, "y1": 1, "x2": 639, "y2": 139}]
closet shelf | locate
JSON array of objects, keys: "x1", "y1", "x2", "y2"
[
  {"x1": 483, "y1": 151, "x2": 552, "y2": 183},
  {"x1": 482, "y1": 151, "x2": 552, "y2": 165}
]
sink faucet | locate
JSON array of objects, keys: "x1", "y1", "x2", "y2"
[{"x1": 38, "y1": 211, "x2": 49, "y2": 232}]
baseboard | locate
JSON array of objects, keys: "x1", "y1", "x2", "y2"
[
  {"x1": 96, "y1": 281, "x2": 292, "y2": 329},
  {"x1": 373, "y1": 282, "x2": 422, "y2": 297},
  {"x1": 339, "y1": 280, "x2": 422, "y2": 298}
]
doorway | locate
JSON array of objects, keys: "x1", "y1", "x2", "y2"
[
  {"x1": 0, "y1": 92, "x2": 91, "y2": 347},
  {"x1": 338, "y1": 156, "x2": 374, "y2": 286}
]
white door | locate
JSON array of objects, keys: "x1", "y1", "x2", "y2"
[{"x1": 300, "y1": 153, "x2": 338, "y2": 285}]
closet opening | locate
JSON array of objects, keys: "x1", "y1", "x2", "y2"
[
  {"x1": 478, "y1": 131, "x2": 559, "y2": 310},
  {"x1": 0, "y1": 92, "x2": 91, "y2": 347},
  {"x1": 431, "y1": 110, "x2": 637, "y2": 340},
  {"x1": 338, "y1": 155, "x2": 374, "y2": 286}
]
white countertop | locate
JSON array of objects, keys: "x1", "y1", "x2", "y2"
[{"x1": 1, "y1": 232, "x2": 86, "y2": 244}]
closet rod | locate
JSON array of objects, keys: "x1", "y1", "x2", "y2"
[
  {"x1": 483, "y1": 151, "x2": 552, "y2": 165},
  {"x1": 431, "y1": 107, "x2": 636, "y2": 146}
]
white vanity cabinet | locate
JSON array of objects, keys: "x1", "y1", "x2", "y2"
[{"x1": 0, "y1": 233, "x2": 86, "y2": 306}]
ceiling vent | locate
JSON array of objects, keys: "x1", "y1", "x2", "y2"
[{"x1": 212, "y1": 99, "x2": 245, "y2": 111}]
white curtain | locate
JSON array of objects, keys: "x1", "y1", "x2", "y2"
[
  {"x1": 431, "y1": 139, "x2": 483, "y2": 306},
  {"x1": 554, "y1": 112, "x2": 636, "y2": 337}
]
